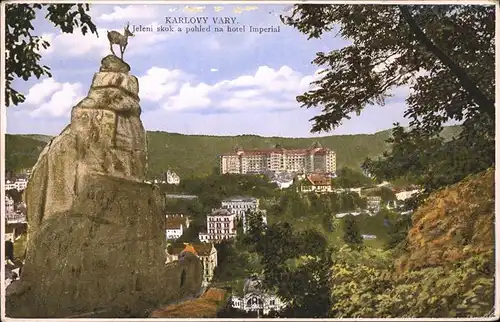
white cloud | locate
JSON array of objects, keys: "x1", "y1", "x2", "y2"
[
  {"x1": 40, "y1": 25, "x2": 175, "y2": 59},
  {"x1": 137, "y1": 67, "x2": 188, "y2": 102},
  {"x1": 210, "y1": 68, "x2": 218, "y2": 72},
  {"x1": 165, "y1": 83, "x2": 213, "y2": 111},
  {"x1": 27, "y1": 81, "x2": 85, "y2": 118},
  {"x1": 24, "y1": 78, "x2": 62, "y2": 105},
  {"x1": 156, "y1": 65, "x2": 322, "y2": 113},
  {"x1": 98, "y1": 5, "x2": 161, "y2": 21}
]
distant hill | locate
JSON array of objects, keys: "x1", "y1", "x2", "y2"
[{"x1": 5, "y1": 125, "x2": 461, "y2": 178}]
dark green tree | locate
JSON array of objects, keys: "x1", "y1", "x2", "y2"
[
  {"x1": 333, "y1": 167, "x2": 374, "y2": 188},
  {"x1": 281, "y1": 4, "x2": 494, "y2": 197},
  {"x1": 342, "y1": 215, "x2": 363, "y2": 250},
  {"x1": 5, "y1": 241, "x2": 14, "y2": 261},
  {"x1": 251, "y1": 222, "x2": 333, "y2": 317},
  {"x1": 5, "y1": 189, "x2": 23, "y2": 204},
  {"x1": 6, "y1": 3, "x2": 98, "y2": 106},
  {"x1": 385, "y1": 214, "x2": 412, "y2": 250}
]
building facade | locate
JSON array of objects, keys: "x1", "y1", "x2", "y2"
[
  {"x1": 366, "y1": 196, "x2": 382, "y2": 213},
  {"x1": 165, "y1": 170, "x2": 181, "y2": 185},
  {"x1": 5, "y1": 177, "x2": 28, "y2": 191},
  {"x1": 230, "y1": 276, "x2": 286, "y2": 316},
  {"x1": 5, "y1": 196, "x2": 14, "y2": 213},
  {"x1": 199, "y1": 209, "x2": 237, "y2": 242},
  {"x1": 299, "y1": 174, "x2": 333, "y2": 193},
  {"x1": 165, "y1": 214, "x2": 190, "y2": 240},
  {"x1": 220, "y1": 143, "x2": 336, "y2": 175},
  {"x1": 395, "y1": 189, "x2": 422, "y2": 201},
  {"x1": 221, "y1": 196, "x2": 259, "y2": 217},
  {"x1": 165, "y1": 242, "x2": 218, "y2": 287}
]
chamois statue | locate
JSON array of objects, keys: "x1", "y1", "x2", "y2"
[{"x1": 107, "y1": 22, "x2": 135, "y2": 60}]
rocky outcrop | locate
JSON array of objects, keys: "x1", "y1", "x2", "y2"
[
  {"x1": 396, "y1": 167, "x2": 495, "y2": 271},
  {"x1": 24, "y1": 55, "x2": 147, "y2": 227},
  {"x1": 6, "y1": 56, "x2": 202, "y2": 318}
]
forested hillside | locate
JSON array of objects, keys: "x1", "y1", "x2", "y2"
[{"x1": 5, "y1": 125, "x2": 460, "y2": 178}]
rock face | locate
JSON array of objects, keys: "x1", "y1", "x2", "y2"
[
  {"x1": 6, "y1": 56, "x2": 202, "y2": 318},
  {"x1": 396, "y1": 168, "x2": 495, "y2": 271},
  {"x1": 25, "y1": 56, "x2": 148, "y2": 227}
]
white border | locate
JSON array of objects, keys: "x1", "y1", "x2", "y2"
[{"x1": 0, "y1": 0, "x2": 498, "y2": 321}]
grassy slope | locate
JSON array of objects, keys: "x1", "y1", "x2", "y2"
[{"x1": 5, "y1": 125, "x2": 461, "y2": 178}]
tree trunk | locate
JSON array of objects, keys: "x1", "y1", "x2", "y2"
[{"x1": 399, "y1": 6, "x2": 495, "y2": 116}]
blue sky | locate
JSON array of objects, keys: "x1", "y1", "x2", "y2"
[{"x1": 6, "y1": 3, "x2": 414, "y2": 138}]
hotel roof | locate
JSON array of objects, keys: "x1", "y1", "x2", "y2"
[
  {"x1": 220, "y1": 147, "x2": 334, "y2": 157},
  {"x1": 209, "y1": 208, "x2": 234, "y2": 217},
  {"x1": 221, "y1": 196, "x2": 257, "y2": 202},
  {"x1": 167, "y1": 242, "x2": 214, "y2": 257},
  {"x1": 307, "y1": 174, "x2": 331, "y2": 186},
  {"x1": 165, "y1": 214, "x2": 189, "y2": 230}
]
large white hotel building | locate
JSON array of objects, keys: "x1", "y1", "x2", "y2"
[{"x1": 219, "y1": 143, "x2": 336, "y2": 175}]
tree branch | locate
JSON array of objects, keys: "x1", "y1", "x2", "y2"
[{"x1": 399, "y1": 5, "x2": 494, "y2": 115}]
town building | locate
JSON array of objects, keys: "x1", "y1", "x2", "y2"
[
  {"x1": 5, "y1": 196, "x2": 14, "y2": 213},
  {"x1": 5, "y1": 211, "x2": 27, "y2": 224},
  {"x1": 366, "y1": 196, "x2": 382, "y2": 213},
  {"x1": 165, "y1": 169, "x2": 181, "y2": 185},
  {"x1": 220, "y1": 197, "x2": 268, "y2": 233},
  {"x1": 221, "y1": 196, "x2": 259, "y2": 218},
  {"x1": 199, "y1": 209, "x2": 237, "y2": 243},
  {"x1": 230, "y1": 276, "x2": 286, "y2": 316},
  {"x1": 395, "y1": 189, "x2": 422, "y2": 201},
  {"x1": 266, "y1": 171, "x2": 295, "y2": 190},
  {"x1": 165, "y1": 214, "x2": 190, "y2": 241},
  {"x1": 165, "y1": 242, "x2": 218, "y2": 287},
  {"x1": 299, "y1": 173, "x2": 333, "y2": 193},
  {"x1": 5, "y1": 176, "x2": 29, "y2": 191},
  {"x1": 220, "y1": 143, "x2": 336, "y2": 175},
  {"x1": 334, "y1": 187, "x2": 362, "y2": 196}
]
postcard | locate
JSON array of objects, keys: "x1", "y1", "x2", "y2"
[{"x1": 1, "y1": 1, "x2": 497, "y2": 320}]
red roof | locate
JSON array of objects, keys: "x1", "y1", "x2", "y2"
[
  {"x1": 165, "y1": 215, "x2": 189, "y2": 230},
  {"x1": 307, "y1": 174, "x2": 331, "y2": 186},
  {"x1": 221, "y1": 147, "x2": 332, "y2": 157}
]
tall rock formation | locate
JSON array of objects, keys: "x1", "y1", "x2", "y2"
[
  {"x1": 25, "y1": 55, "x2": 148, "y2": 226},
  {"x1": 6, "y1": 56, "x2": 202, "y2": 318}
]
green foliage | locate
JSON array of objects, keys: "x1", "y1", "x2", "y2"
[
  {"x1": 241, "y1": 210, "x2": 266, "y2": 247},
  {"x1": 342, "y1": 216, "x2": 363, "y2": 250},
  {"x1": 5, "y1": 4, "x2": 98, "y2": 107},
  {"x1": 5, "y1": 241, "x2": 14, "y2": 261},
  {"x1": 281, "y1": 5, "x2": 494, "y2": 137},
  {"x1": 265, "y1": 189, "x2": 393, "y2": 249},
  {"x1": 363, "y1": 124, "x2": 494, "y2": 199},
  {"x1": 212, "y1": 241, "x2": 262, "y2": 288},
  {"x1": 146, "y1": 131, "x2": 395, "y2": 178},
  {"x1": 5, "y1": 135, "x2": 48, "y2": 173},
  {"x1": 250, "y1": 222, "x2": 332, "y2": 318},
  {"x1": 385, "y1": 214, "x2": 412, "y2": 251},
  {"x1": 5, "y1": 127, "x2": 460, "y2": 180},
  {"x1": 329, "y1": 249, "x2": 494, "y2": 318},
  {"x1": 332, "y1": 167, "x2": 374, "y2": 188},
  {"x1": 282, "y1": 4, "x2": 494, "y2": 203}
]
